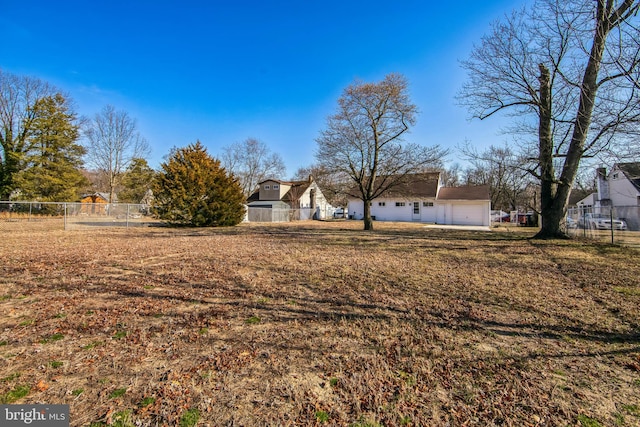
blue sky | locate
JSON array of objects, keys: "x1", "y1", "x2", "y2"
[{"x1": 1, "y1": 1, "x2": 525, "y2": 177}]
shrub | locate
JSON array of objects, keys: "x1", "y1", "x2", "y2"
[{"x1": 153, "y1": 141, "x2": 245, "y2": 227}]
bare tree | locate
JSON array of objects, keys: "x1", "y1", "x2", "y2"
[
  {"x1": 316, "y1": 73, "x2": 446, "y2": 230},
  {"x1": 441, "y1": 163, "x2": 464, "y2": 187},
  {"x1": 459, "y1": 0, "x2": 640, "y2": 238},
  {"x1": 221, "y1": 138, "x2": 286, "y2": 198},
  {"x1": 292, "y1": 164, "x2": 351, "y2": 208},
  {"x1": 0, "y1": 69, "x2": 58, "y2": 199},
  {"x1": 460, "y1": 143, "x2": 533, "y2": 211},
  {"x1": 83, "y1": 105, "x2": 150, "y2": 202}
]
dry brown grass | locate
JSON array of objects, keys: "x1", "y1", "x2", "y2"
[{"x1": 1, "y1": 220, "x2": 639, "y2": 426}]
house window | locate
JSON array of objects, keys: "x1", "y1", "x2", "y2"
[
  {"x1": 272, "y1": 184, "x2": 279, "y2": 190},
  {"x1": 378, "y1": 202, "x2": 386, "y2": 207},
  {"x1": 264, "y1": 185, "x2": 270, "y2": 190},
  {"x1": 395, "y1": 202, "x2": 405, "y2": 207},
  {"x1": 423, "y1": 201, "x2": 434, "y2": 207},
  {"x1": 612, "y1": 173, "x2": 619, "y2": 179}
]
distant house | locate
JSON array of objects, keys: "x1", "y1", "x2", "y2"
[
  {"x1": 346, "y1": 173, "x2": 491, "y2": 227},
  {"x1": 567, "y1": 188, "x2": 594, "y2": 208},
  {"x1": 80, "y1": 192, "x2": 113, "y2": 215},
  {"x1": 575, "y1": 192, "x2": 597, "y2": 210},
  {"x1": 592, "y1": 163, "x2": 640, "y2": 230},
  {"x1": 246, "y1": 176, "x2": 332, "y2": 222}
]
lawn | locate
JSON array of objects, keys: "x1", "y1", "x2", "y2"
[{"x1": 1, "y1": 221, "x2": 639, "y2": 426}]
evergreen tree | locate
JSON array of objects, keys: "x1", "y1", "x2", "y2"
[
  {"x1": 153, "y1": 141, "x2": 245, "y2": 227},
  {"x1": 0, "y1": 70, "x2": 57, "y2": 199},
  {"x1": 15, "y1": 94, "x2": 87, "y2": 201},
  {"x1": 119, "y1": 158, "x2": 156, "y2": 203}
]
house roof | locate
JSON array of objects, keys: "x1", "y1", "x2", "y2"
[
  {"x1": 568, "y1": 188, "x2": 593, "y2": 206},
  {"x1": 384, "y1": 173, "x2": 441, "y2": 198},
  {"x1": 616, "y1": 162, "x2": 640, "y2": 193},
  {"x1": 346, "y1": 173, "x2": 490, "y2": 201},
  {"x1": 575, "y1": 192, "x2": 597, "y2": 206},
  {"x1": 257, "y1": 178, "x2": 296, "y2": 186},
  {"x1": 437, "y1": 185, "x2": 490, "y2": 201},
  {"x1": 247, "y1": 191, "x2": 260, "y2": 202},
  {"x1": 247, "y1": 178, "x2": 314, "y2": 203},
  {"x1": 347, "y1": 172, "x2": 441, "y2": 199},
  {"x1": 282, "y1": 182, "x2": 312, "y2": 203}
]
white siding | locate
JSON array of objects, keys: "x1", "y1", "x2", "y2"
[
  {"x1": 609, "y1": 167, "x2": 640, "y2": 206},
  {"x1": 421, "y1": 202, "x2": 437, "y2": 222},
  {"x1": 452, "y1": 204, "x2": 486, "y2": 226},
  {"x1": 437, "y1": 201, "x2": 490, "y2": 226},
  {"x1": 299, "y1": 183, "x2": 332, "y2": 219},
  {"x1": 347, "y1": 200, "x2": 364, "y2": 220},
  {"x1": 348, "y1": 198, "x2": 489, "y2": 225}
]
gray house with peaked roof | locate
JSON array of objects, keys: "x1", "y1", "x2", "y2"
[{"x1": 246, "y1": 176, "x2": 332, "y2": 222}]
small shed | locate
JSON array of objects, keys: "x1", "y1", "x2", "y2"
[{"x1": 80, "y1": 192, "x2": 112, "y2": 215}]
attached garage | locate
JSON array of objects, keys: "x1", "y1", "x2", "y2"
[
  {"x1": 437, "y1": 187, "x2": 491, "y2": 227},
  {"x1": 452, "y1": 203, "x2": 487, "y2": 226}
]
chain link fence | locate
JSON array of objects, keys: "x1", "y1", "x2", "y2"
[
  {"x1": 0, "y1": 201, "x2": 155, "y2": 231},
  {"x1": 1, "y1": 202, "x2": 342, "y2": 230},
  {"x1": 566, "y1": 205, "x2": 640, "y2": 246}
]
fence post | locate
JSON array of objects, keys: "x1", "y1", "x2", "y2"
[
  {"x1": 29, "y1": 202, "x2": 32, "y2": 222},
  {"x1": 610, "y1": 207, "x2": 614, "y2": 244},
  {"x1": 126, "y1": 204, "x2": 130, "y2": 228},
  {"x1": 64, "y1": 203, "x2": 67, "y2": 230}
]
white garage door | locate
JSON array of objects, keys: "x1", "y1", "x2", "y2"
[{"x1": 452, "y1": 204, "x2": 485, "y2": 226}]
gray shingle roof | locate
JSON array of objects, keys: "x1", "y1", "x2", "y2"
[{"x1": 437, "y1": 185, "x2": 490, "y2": 201}]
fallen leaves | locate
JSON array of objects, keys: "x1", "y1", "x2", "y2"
[
  {"x1": 35, "y1": 379, "x2": 49, "y2": 392},
  {"x1": 0, "y1": 222, "x2": 638, "y2": 426}
]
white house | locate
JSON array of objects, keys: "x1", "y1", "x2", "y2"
[
  {"x1": 575, "y1": 192, "x2": 597, "y2": 209},
  {"x1": 246, "y1": 176, "x2": 332, "y2": 222},
  {"x1": 346, "y1": 173, "x2": 491, "y2": 227},
  {"x1": 593, "y1": 163, "x2": 640, "y2": 230}
]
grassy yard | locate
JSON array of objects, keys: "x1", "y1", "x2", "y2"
[{"x1": 0, "y1": 221, "x2": 639, "y2": 426}]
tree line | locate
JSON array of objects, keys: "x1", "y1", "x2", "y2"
[
  {"x1": 0, "y1": 70, "x2": 153, "y2": 204},
  {"x1": 0, "y1": 70, "x2": 281, "y2": 207},
  {"x1": 2, "y1": 0, "x2": 638, "y2": 233},
  {"x1": 0, "y1": 69, "x2": 285, "y2": 226}
]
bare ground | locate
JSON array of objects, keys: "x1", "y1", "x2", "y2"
[{"x1": 0, "y1": 220, "x2": 639, "y2": 426}]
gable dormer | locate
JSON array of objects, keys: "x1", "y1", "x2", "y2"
[{"x1": 258, "y1": 180, "x2": 291, "y2": 201}]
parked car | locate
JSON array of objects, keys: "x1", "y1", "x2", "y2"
[
  {"x1": 333, "y1": 207, "x2": 346, "y2": 219},
  {"x1": 491, "y1": 210, "x2": 510, "y2": 222},
  {"x1": 565, "y1": 216, "x2": 577, "y2": 229},
  {"x1": 578, "y1": 213, "x2": 627, "y2": 230}
]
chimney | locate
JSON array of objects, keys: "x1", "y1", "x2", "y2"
[{"x1": 596, "y1": 167, "x2": 610, "y2": 203}]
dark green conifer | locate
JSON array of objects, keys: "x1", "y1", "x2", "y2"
[
  {"x1": 15, "y1": 93, "x2": 87, "y2": 202},
  {"x1": 153, "y1": 141, "x2": 245, "y2": 226},
  {"x1": 119, "y1": 158, "x2": 156, "y2": 203}
]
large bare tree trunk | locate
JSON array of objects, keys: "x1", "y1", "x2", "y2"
[
  {"x1": 535, "y1": 0, "x2": 613, "y2": 238},
  {"x1": 536, "y1": 64, "x2": 566, "y2": 238},
  {"x1": 460, "y1": 0, "x2": 640, "y2": 240},
  {"x1": 363, "y1": 199, "x2": 373, "y2": 230}
]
